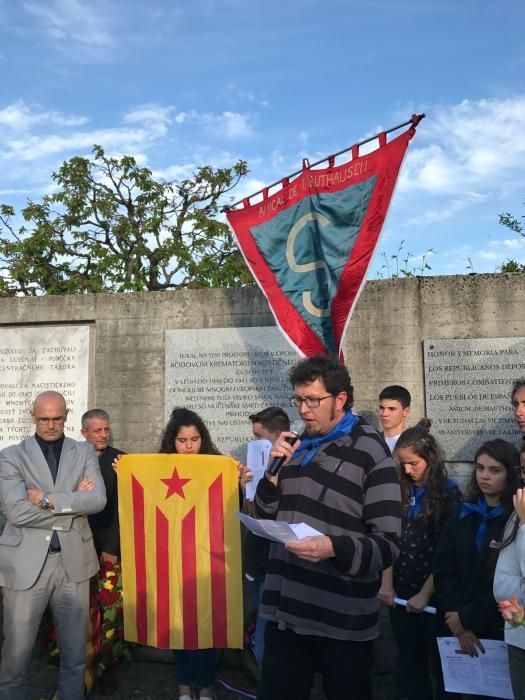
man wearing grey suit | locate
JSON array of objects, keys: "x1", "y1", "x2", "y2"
[{"x1": 0, "y1": 391, "x2": 106, "y2": 700}]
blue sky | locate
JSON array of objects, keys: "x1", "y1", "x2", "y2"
[{"x1": 1, "y1": 0, "x2": 524, "y2": 278}]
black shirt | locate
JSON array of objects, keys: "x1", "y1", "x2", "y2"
[
  {"x1": 88, "y1": 445, "x2": 125, "y2": 556},
  {"x1": 394, "y1": 480, "x2": 463, "y2": 599}
]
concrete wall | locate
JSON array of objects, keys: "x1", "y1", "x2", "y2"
[
  {"x1": 1, "y1": 273, "x2": 523, "y2": 683},
  {"x1": 1, "y1": 273, "x2": 523, "y2": 462}
]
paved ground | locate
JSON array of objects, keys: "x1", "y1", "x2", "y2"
[{"x1": 29, "y1": 651, "x2": 395, "y2": 700}]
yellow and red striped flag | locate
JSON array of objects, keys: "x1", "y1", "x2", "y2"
[{"x1": 118, "y1": 454, "x2": 243, "y2": 649}]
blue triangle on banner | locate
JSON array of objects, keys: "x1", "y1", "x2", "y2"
[{"x1": 251, "y1": 175, "x2": 377, "y2": 353}]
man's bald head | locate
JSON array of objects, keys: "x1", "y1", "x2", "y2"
[{"x1": 31, "y1": 391, "x2": 68, "y2": 441}]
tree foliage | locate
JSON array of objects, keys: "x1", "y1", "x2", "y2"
[
  {"x1": 0, "y1": 146, "x2": 252, "y2": 296},
  {"x1": 499, "y1": 210, "x2": 524, "y2": 237},
  {"x1": 498, "y1": 200, "x2": 525, "y2": 273}
]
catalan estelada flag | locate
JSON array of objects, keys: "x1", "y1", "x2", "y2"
[
  {"x1": 118, "y1": 454, "x2": 243, "y2": 649},
  {"x1": 226, "y1": 119, "x2": 421, "y2": 357}
]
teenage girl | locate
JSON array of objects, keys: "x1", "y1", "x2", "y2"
[
  {"x1": 379, "y1": 419, "x2": 462, "y2": 700},
  {"x1": 159, "y1": 408, "x2": 221, "y2": 700},
  {"x1": 434, "y1": 439, "x2": 520, "y2": 699}
]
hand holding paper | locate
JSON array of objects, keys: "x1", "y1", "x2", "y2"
[
  {"x1": 394, "y1": 597, "x2": 437, "y2": 615},
  {"x1": 236, "y1": 512, "x2": 322, "y2": 544},
  {"x1": 285, "y1": 535, "x2": 335, "y2": 563}
]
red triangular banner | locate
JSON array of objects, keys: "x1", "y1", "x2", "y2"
[{"x1": 227, "y1": 123, "x2": 418, "y2": 357}]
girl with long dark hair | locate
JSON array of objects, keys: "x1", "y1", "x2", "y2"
[
  {"x1": 160, "y1": 408, "x2": 220, "y2": 700},
  {"x1": 434, "y1": 439, "x2": 520, "y2": 698},
  {"x1": 379, "y1": 419, "x2": 462, "y2": 700}
]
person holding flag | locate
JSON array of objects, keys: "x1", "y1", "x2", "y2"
[{"x1": 159, "y1": 408, "x2": 221, "y2": 700}]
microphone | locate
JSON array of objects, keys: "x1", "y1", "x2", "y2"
[{"x1": 266, "y1": 420, "x2": 305, "y2": 477}]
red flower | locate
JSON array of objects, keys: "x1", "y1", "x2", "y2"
[{"x1": 499, "y1": 597, "x2": 525, "y2": 627}]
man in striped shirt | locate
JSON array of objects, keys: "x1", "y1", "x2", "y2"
[{"x1": 255, "y1": 355, "x2": 401, "y2": 700}]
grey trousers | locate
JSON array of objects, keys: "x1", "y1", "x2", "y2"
[
  {"x1": 508, "y1": 643, "x2": 525, "y2": 700},
  {"x1": 0, "y1": 551, "x2": 89, "y2": 700}
]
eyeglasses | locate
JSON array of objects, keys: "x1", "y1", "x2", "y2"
[
  {"x1": 289, "y1": 395, "x2": 334, "y2": 409},
  {"x1": 35, "y1": 416, "x2": 67, "y2": 425}
]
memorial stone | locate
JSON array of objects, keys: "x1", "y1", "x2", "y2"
[
  {"x1": 424, "y1": 337, "x2": 525, "y2": 461},
  {"x1": 0, "y1": 325, "x2": 91, "y2": 449},
  {"x1": 165, "y1": 327, "x2": 300, "y2": 455}
]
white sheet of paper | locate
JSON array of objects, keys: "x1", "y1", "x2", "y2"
[
  {"x1": 437, "y1": 637, "x2": 513, "y2": 699},
  {"x1": 393, "y1": 596, "x2": 437, "y2": 615},
  {"x1": 289, "y1": 522, "x2": 324, "y2": 539},
  {"x1": 236, "y1": 512, "x2": 323, "y2": 544},
  {"x1": 245, "y1": 439, "x2": 272, "y2": 501}
]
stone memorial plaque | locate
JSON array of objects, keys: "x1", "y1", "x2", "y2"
[
  {"x1": 0, "y1": 325, "x2": 91, "y2": 449},
  {"x1": 165, "y1": 327, "x2": 301, "y2": 455},
  {"x1": 424, "y1": 337, "x2": 525, "y2": 461}
]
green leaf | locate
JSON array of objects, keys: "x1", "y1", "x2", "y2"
[{"x1": 0, "y1": 146, "x2": 250, "y2": 294}]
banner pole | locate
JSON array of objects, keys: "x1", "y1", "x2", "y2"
[{"x1": 223, "y1": 113, "x2": 425, "y2": 211}]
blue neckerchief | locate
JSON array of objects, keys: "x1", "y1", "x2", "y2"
[
  {"x1": 459, "y1": 495, "x2": 504, "y2": 551},
  {"x1": 406, "y1": 483, "x2": 427, "y2": 519},
  {"x1": 293, "y1": 411, "x2": 360, "y2": 468}
]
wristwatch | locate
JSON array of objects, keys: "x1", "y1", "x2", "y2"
[{"x1": 38, "y1": 493, "x2": 51, "y2": 510}]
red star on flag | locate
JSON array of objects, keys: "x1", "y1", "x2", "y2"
[{"x1": 161, "y1": 467, "x2": 191, "y2": 500}]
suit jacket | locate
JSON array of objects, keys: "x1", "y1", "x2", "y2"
[
  {"x1": 0, "y1": 435, "x2": 106, "y2": 590},
  {"x1": 88, "y1": 445, "x2": 125, "y2": 557}
]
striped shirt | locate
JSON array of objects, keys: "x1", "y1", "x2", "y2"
[{"x1": 255, "y1": 417, "x2": 401, "y2": 641}]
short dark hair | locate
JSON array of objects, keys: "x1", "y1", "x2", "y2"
[
  {"x1": 379, "y1": 385, "x2": 411, "y2": 408},
  {"x1": 469, "y1": 439, "x2": 520, "y2": 516},
  {"x1": 81, "y1": 408, "x2": 110, "y2": 429},
  {"x1": 159, "y1": 408, "x2": 220, "y2": 455},
  {"x1": 511, "y1": 378, "x2": 525, "y2": 402},
  {"x1": 249, "y1": 407, "x2": 290, "y2": 434},
  {"x1": 289, "y1": 354, "x2": 353, "y2": 410}
]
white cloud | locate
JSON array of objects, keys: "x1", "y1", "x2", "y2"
[
  {"x1": 0, "y1": 188, "x2": 33, "y2": 196},
  {"x1": 0, "y1": 102, "x2": 179, "y2": 166},
  {"x1": 0, "y1": 101, "x2": 88, "y2": 131},
  {"x1": 152, "y1": 163, "x2": 196, "y2": 181},
  {"x1": 399, "y1": 96, "x2": 525, "y2": 195},
  {"x1": 173, "y1": 109, "x2": 254, "y2": 139},
  {"x1": 22, "y1": 0, "x2": 115, "y2": 51},
  {"x1": 441, "y1": 236, "x2": 525, "y2": 274},
  {"x1": 3, "y1": 127, "x2": 154, "y2": 162},
  {"x1": 478, "y1": 250, "x2": 500, "y2": 262},
  {"x1": 218, "y1": 111, "x2": 253, "y2": 139},
  {"x1": 122, "y1": 104, "x2": 175, "y2": 129},
  {"x1": 407, "y1": 192, "x2": 487, "y2": 226},
  {"x1": 478, "y1": 237, "x2": 525, "y2": 263}
]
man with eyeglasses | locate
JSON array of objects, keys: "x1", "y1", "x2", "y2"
[
  {"x1": 0, "y1": 390, "x2": 106, "y2": 700},
  {"x1": 254, "y1": 355, "x2": 401, "y2": 700}
]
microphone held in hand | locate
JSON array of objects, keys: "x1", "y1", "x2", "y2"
[{"x1": 267, "y1": 432, "x2": 300, "y2": 476}]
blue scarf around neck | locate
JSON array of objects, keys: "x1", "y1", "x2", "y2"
[
  {"x1": 293, "y1": 411, "x2": 360, "y2": 468},
  {"x1": 459, "y1": 495, "x2": 504, "y2": 551},
  {"x1": 405, "y1": 478, "x2": 457, "y2": 520},
  {"x1": 406, "y1": 483, "x2": 426, "y2": 519}
]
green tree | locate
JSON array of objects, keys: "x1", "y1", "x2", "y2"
[
  {"x1": 498, "y1": 200, "x2": 525, "y2": 273},
  {"x1": 0, "y1": 146, "x2": 251, "y2": 296}
]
